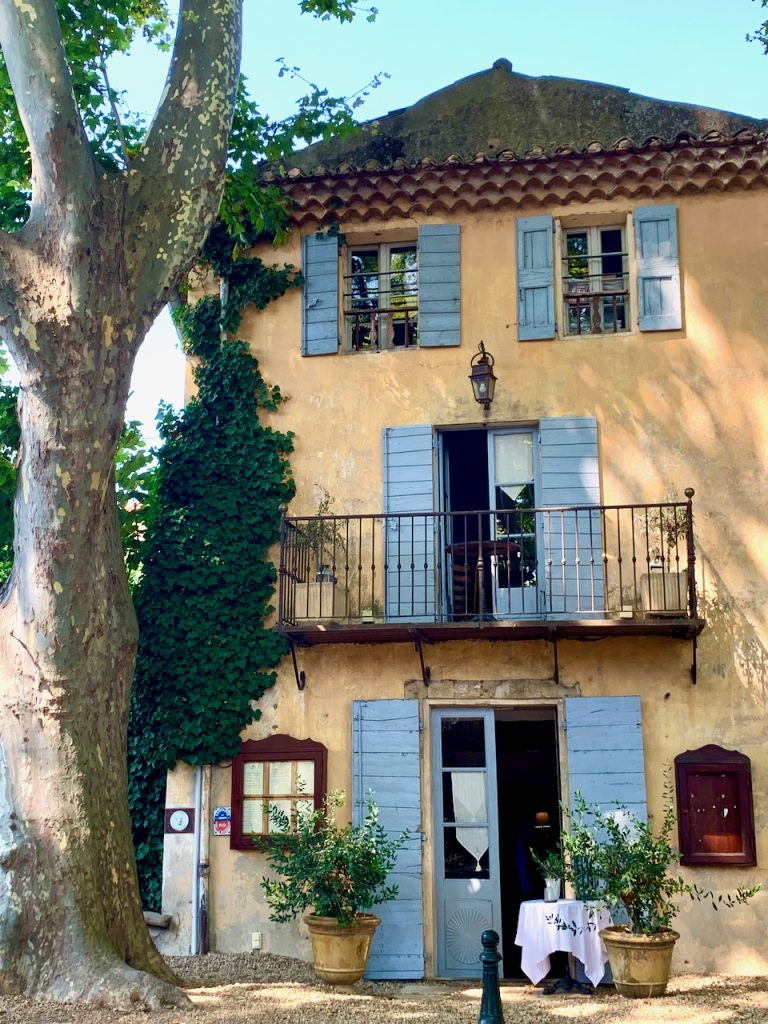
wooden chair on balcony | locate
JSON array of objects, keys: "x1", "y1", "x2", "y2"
[{"x1": 451, "y1": 561, "x2": 476, "y2": 618}]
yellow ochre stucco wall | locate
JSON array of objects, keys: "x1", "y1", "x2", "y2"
[{"x1": 161, "y1": 187, "x2": 768, "y2": 977}]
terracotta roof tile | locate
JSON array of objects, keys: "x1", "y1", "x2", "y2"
[{"x1": 270, "y1": 136, "x2": 767, "y2": 228}]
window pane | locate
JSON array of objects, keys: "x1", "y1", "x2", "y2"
[
  {"x1": 297, "y1": 760, "x2": 315, "y2": 794},
  {"x1": 688, "y1": 772, "x2": 743, "y2": 854},
  {"x1": 389, "y1": 246, "x2": 418, "y2": 303},
  {"x1": 243, "y1": 762, "x2": 264, "y2": 797},
  {"x1": 266, "y1": 799, "x2": 292, "y2": 833},
  {"x1": 566, "y1": 232, "x2": 589, "y2": 280},
  {"x1": 296, "y1": 798, "x2": 314, "y2": 821},
  {"x1": 268, "y1": 761, "x2": 292, "y2": 795},
  {"x1": 350, "y1": 250, "x2": 379, "y2": 308},
  {"x1": 494, "y1": 434, "x2": 533, "y2": 483},
  {"x1": 600, "y1": 228, "x2": 623, "y2": 277},
  {"x1": 443, "y1": 826, "x2": 490, "y2": 878},
  {"x1": 442, "y1": 771, "x2": 487, "y2": 824},
  {"x1": 242, "y1": 798, "x2": 263, "y2": 835},
  {"x1": 441, "y1": 718, "x2": 486, "y2": 767}
]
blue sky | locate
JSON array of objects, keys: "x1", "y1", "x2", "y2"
[{"x1": 114, "y1": 0, "x2": 767, "y2": 444}]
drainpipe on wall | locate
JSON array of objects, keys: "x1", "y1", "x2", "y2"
[
  {"x1": 198, "y1": 764, "x2": 212, "y2": 955},
  {"x1": 190, "y1": 766, "x2": 203, "y2": 954}
]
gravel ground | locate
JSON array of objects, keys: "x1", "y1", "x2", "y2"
[{"x1": 1, "y1": 953, "x2": 767, "y2": 1023}]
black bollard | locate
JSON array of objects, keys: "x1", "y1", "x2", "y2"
[{"x1": 478, "y1": 930, "x2": 505, "y2": 1024}]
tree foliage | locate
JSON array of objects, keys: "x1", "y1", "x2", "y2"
[
  {"x1": 0, "y1": 1, "x2": 171, "y2": 230},
  {"x1": 748, "y1": 1, "x2": 768, "y2": 52}
]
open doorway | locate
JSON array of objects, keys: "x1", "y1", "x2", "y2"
[{"x1": 495, "y1": 708, "x2": 562, "y2": 979}]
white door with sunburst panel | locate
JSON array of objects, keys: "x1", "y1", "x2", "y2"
[{"x1": 432, "y1": 709, "x2": 502, "y2": 977}]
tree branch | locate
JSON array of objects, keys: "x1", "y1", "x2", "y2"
[
  {"x1": 99, "y1": 50, "x2": 129, "y2": 169},
  {"x1": 128, "y1": 0, "x2": 242, "y2": 316},
  {"x1": 0, "y1": 0, "x2": 96, "y2": 213}
]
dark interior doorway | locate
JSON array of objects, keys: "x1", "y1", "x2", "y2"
[
  {"x1": 442, "y1": 429, "x2": 489, "y2": 534},
  {"x1": 494, "y1": 708, "x2": 563, "y2": 979}
]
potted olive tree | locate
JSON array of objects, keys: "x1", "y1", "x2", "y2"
[
  {"x1": 560, "y1": 793, "x2": 759, "y2": 998},
  {"x1": 258, "y1": 791, "x2": 407, "y2": 984}
]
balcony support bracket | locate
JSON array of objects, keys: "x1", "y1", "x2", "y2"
[
  {"x1": 288, "y1": 640, "x2": 306, "y2": 692},
  {"x1": 691, "y1": 633, "x2": 697, "y2": 685},
  {"x1": 412, "y1": 632, "x2": 432, "y2": 686}
]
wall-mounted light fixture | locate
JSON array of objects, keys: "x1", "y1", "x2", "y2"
[{"x1": 468, "y1": 341, "x2": 497, "y2": 411}]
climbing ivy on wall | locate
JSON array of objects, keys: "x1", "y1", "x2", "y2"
[{"x1": 128, "y1": 227, "x2": 299, "y2": 909}]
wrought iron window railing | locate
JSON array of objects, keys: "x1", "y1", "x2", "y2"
[{"x1": 278, "y1": 498, "x2": 698, "y2": 628}]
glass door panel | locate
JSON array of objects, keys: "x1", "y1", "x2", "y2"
[
  {"x1": 488, "y1": 431, "x2": 539, "y2": 615},
  {"x1": 433, "y1": 710, "x2": 502, "y2": 977}
]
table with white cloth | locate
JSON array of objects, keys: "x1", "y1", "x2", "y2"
[{"x1": 514, "y1": 898, "x2": 612, "y2": 988}]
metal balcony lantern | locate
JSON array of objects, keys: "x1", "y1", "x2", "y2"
[{"x1": 469, "y1": 341, "x2": 497, "y2": 410}]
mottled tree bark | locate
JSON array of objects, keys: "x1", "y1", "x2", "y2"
[{"x1": 0, "y1": 0, "x2": 241, "y2": 1007}]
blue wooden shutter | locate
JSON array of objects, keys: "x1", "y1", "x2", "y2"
[
  {"x1": 352, "y1": 699, "x2": 424, "y2": 979},
  {"x1": 634, "y1": 205, "x2": 682, "y2": 331},
  {"x1": 418, "y1": 224, "x2": 460, "y2": 347},
  {"x1": 517, "y1": 215, "x2": 555, "y2": 340},
  {"x1": 301, "y1": 233, "x2": 339, "y2": 355},
  {"x1": 565, "y1": 696, "x2": 647, "y2": 823},
  {"x1": 382, "y1": 425, "x2": 436, "y2": 621},
  {"x1": 539, "y1": 416, "x2": 603, "y2": 616}
]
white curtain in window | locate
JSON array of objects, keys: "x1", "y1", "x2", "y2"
[{"x1": 451, "y1": 771, "x2": 488, "y2": 871}]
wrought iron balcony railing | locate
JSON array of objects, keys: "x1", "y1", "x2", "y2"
[{"x1": 277, "y1": 496, "x2": 698, "y2": 631}]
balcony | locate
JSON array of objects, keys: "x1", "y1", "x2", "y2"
[{"x1": 277, "y1": 498, "x2": 705, "y2": 659}]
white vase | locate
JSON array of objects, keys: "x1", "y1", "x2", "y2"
[{"x1": 544, "y1": 877, "x2": 561, "y2": 902}]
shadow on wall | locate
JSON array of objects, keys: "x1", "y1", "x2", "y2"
[
  {"x1": 696, "y1": 553, "x2": 768, "y2": 712},
  {"x1": 579, "y1": 251, "x2": 768, "y2": 713}
]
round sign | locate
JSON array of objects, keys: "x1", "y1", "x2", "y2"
[{"x1": 169, "y1": 809, "x2": 190, "y2": 832}]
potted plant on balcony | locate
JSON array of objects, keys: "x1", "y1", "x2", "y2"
[
  {"x1": 559, "y1": 791, "x2": 759, "y2": 998},
  {"x1": 636, "y1": 493, "x2": 691, "y2": 614},
  {"x1": 294, "y1": 489, "x2": 348, "y2": 621},
  {"x1": 259, "y1": 790, "x2": 407, "y2": 984}
]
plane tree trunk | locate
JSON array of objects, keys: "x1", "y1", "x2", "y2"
[{"x1": 0, "y1": 0, "x2": 241, "y2": 1007}]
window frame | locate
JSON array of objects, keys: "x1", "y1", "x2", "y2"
[
  {"x1": 343, "y1": 239, "x2": 419, "y2": 352},
  {"x1": 230, "y1": 734, "x2": 327, "y2": 851},
  {"x1": 558, "y1": 219, "x2": 630, "y2": 338},
  {"x1": 674, "y1": 744, "x2": 756, "y2": 867}
]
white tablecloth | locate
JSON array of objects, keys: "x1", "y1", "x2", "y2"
[{"x1": 514, "y1": 898, "x2": 612, "y2": 987}]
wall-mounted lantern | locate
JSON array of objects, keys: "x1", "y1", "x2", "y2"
[{"x1": 469, "y1": 341, "x2": 497, "y2": 411}]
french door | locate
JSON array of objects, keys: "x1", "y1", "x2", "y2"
[
  {"x1": 432, "y1": 709, "x2": 502, "y2": 977},
  {"x1": 486, "y1": 430, "x2": 541, "y2": 616}
]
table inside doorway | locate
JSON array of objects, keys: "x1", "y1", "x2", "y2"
[{"x1": 514, "y1": 898, "x2": 612, "y2": 987}]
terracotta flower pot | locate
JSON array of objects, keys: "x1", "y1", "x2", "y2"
[
  {"x1": 304, "y1": 913, "x2": 381, "y2": 984},
  {"x1": 600, "y1": 925, "x2": 680, "y2": 998}
]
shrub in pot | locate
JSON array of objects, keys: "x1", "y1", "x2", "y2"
[
  {"x1": 560, "y1": 792, "x2": 759, "y2": 998},
  {"x1": 258, "y1": 790, "x2": 407, "y2": 984}
]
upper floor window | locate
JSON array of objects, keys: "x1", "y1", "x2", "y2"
[
  {"x1": 344, "y1": 242, "x2": 418, "y2": 351},
  {"x1": 562, "y1": 225, "x2": 629, "y2": 336},
  {"x1": 516, "y1": 205, "x2": 681, "y2": 342}
]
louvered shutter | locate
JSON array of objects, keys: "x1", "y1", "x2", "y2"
[
  {"x1": 565, "y1": 695, "x2": 647, "y2": 822},
  {"x1": 352, "y1": 699, "x2": 424, "y2": 979},
  {"x1": 418, "y1": 224, "x2": 461, "y2": 347},
  {"x1": 539, "y1": 416, "x2": 604, "y2": 616},
  {"x1": 382, "y1": 425, "x2": 436, "y2": 622},
  {"x1": 634, "y1": 205, "x2": 682, "y2": 331},
  {"x1": 517, "y1": 215, "x2": 555, "y2": 340},
  {"x1": 301, "y1": 233, "x2": 339, "y2": 355}
]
